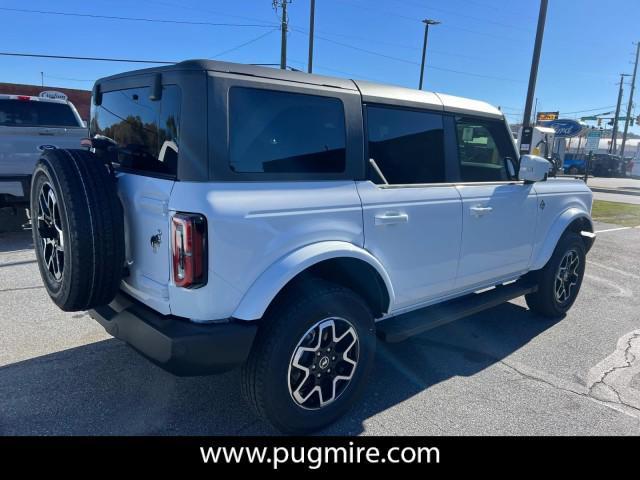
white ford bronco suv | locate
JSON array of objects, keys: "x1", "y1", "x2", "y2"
[{"x1": 31, "y1": 60, "x2": 595, "y2": 433}]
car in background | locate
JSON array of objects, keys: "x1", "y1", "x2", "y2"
[
  {"x1": 0, "y1": 93, "x2": 86, "y2": 208},
  {"x1": 590, "y1": 153, "x2": 626, "y2": 178},
  {"x1": 562, "y1": 155, "x2": 585, "y2": 175}
]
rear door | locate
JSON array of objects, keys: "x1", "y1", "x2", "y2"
[
  {"x1": 453, "y1": 116, "x2": 537, "y2": 289},
  {"x1": 91, "y1": 83, "x2": 181, "y2": 314},
  {"x1": 357, "y1": 104, "x2": 462, "y2": 312}
]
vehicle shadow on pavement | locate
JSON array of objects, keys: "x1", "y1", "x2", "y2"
[
  {"x1": 0, "y1": 302, "x2": 560, "y2": 436},
  {"x1": 0, "y1": 230, "x2": 33, "y2": 253},
  {"x1": 324, "y1": 302, "x2": 563, "y2": 435}
]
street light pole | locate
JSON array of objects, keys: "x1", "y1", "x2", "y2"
[
  {"x1": 418, "y1": 19, "x2": 440, "y2": 90},
  {"x1": 308, "y1": 0, "x2": 315, "y2": 73},
  {"x1": 520, "y1": 0, "x2": 548, "y2": 155},
  {"x1": 610, "y1": 73, "x2": 629, "y2": 154},
  {"x1": 620, "y1": 42, "x2": 639, "y2": 158}
]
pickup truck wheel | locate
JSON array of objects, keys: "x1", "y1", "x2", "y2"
[
  {"x1": 525, "y1": 232, "x2": 586, "y2": 318},
  {"x1": 241, "y1": 279, "x2": 376, "y2": 434},
  {"x1": 30, "y1": 149, "x2": 124, "y2": 311}
]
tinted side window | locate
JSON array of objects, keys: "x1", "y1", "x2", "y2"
[
  {"x1": 0, "y1": 99, "x2": 80, "y2": 127},
  {"x1": 366, "y1": 105, "x2": 445, "y2": 185},
  {"x1": 455, "y1": 117, "x2": 515, "y2": 182},
  {"x1": 229, "y1": 87, "x2": 346, "y2": 174},
  {"x1": 90, "y1": 85, "x2": 181, "y2": 176}
]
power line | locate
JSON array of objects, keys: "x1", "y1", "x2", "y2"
[
  {"x1": 562, "y1": 105, "x2": 617, "y2": 114},
  {"x1": 0, "y1": 7, "x2": 277, "y2": 28},
  {"x1": 291, "y1": 30, "x2": 525, "y2": 83},
  {"x1": 393, "y1": 0, "x2": 532, "y2": 32},
  {"x1": 294, "y1": 24, "x2": 491, "y2": 62},
  {"x1": 335, "y1": 0, "x2": 527, "y2": 43},
  {"x1": 1, "y1": 27, "x2": 278, "y2": 65},
  {"x1": 211, "y1": 29, "x2": 278, "y2": 58},
  {"x1": 0, "y1": 52, "x2": 175, "y2": 64},
  {"x1": 44, "y1": 75, "x2": 94, "y2": 83},
  {"x1": 455, "y1": 0, "x2": 524, "y2": 16},
  {"x1": 140, "y1": 0, "x2": 279, "y2": 27}
]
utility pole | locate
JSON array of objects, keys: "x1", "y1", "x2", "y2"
[
  {"x1": 418, "y1": 19, "x2": 440, "y2": 90},
  {"x1": 520, "y1": 0, "x2": 548, "y2": 155},
  {"x1": 610, "y1": 74, "x2": 629, "y2": 153},
  {"x1": 274, "y1": 0, "x2": 290, "y2": 70},
  {"x1": 620, "y1": 42, "x2": 639, "y2": 158},
  {"x1": 41, "y1": 72, "x2": 44, "y2": 87},
  {"x1": 308, "y1": 0, "x2": 315, "y2": 73}
]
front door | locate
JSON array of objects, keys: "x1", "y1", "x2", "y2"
[
  {"x1": 453, "y1": 115, "x2": 537, "y2": 289},
  {"x1": 357, "y1": 105, "x2": 462, "y2": 312}
]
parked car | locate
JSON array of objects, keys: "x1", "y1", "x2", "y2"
[
  {"x1": 563, "y1": 155, "x2": 586, "y2": 175},
  {"x1": 0, "y1": 94, "x2": 86, "y2": 208},
  {"x1": 31, "y1": 60, "x2": 595, "y2": 433},
  {"x1": 589, "y1": 153, "x2": 626, "y2": 177}
]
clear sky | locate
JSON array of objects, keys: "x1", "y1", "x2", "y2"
[{"x1": 1, "y1": 0, "x2": 638, "y2": 134}]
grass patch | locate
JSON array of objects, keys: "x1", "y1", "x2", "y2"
[{"x1": 591, "y1": 200, "x2": 640, "y2": 227}]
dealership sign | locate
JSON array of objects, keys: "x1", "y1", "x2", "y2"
[
  {"x1": 540, "y1": 118, "x2": 584, "y2": 138},
  {"x1": 536, "y1": 111, "x2": 559, "y2": 122},
  {"x1": 39, "y1": 90, "x2": 68, "y2": 101}
]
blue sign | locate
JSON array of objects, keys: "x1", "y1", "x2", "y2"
[{"x1": 540, "y1": 119, "x2": 584, "y2": 138}]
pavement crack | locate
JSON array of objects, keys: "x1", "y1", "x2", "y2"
[{"x1": 589, "y1": 333, "x2": 639, "y2": 391}]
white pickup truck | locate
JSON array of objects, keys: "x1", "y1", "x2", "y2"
[
  {"x1": 0, "y1": 94, "x2": 85, "y2": 207},
  {"x1": 31, "y1": 60, "x2": 595, "y2": 433}
]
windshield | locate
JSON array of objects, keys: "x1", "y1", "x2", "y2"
[{"x1": 0, "y1": 99, "x2": 81, "y2": 127}]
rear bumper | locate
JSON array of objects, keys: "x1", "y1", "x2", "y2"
[{"x1": 88, "y1": 292, "x2": 258, "y2": 376}]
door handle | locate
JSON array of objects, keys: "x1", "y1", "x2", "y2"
[
  {"x1": 470, "y1": 205, "x2": 493, "y2": 217},
  {"x1": 375, "y1": 212, "x2": 409, "y2": 226}
]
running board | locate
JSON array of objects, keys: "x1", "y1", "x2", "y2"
[{"x1": 377, "y1": 280, "x2": 537, "y2": 343}]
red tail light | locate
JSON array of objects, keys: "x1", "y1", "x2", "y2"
[
  {"x1": 17, "y1": 95, "x2": 31, "y2": 101},
  {"x1": 171, "y1": 213, "x2": 207, "y2": 288}
]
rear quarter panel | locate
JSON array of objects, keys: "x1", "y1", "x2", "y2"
[{"x1": 168, "y1": 181, "x2": 364, "y2": 321}]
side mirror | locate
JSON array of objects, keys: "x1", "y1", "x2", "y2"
[{"x1": 519, "y1": 154, "x2": 551, "y2": 183}]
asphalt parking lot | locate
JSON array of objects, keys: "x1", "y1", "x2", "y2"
[{"x1": 1, "y1": 220, "x2": 639, "y2": 435}]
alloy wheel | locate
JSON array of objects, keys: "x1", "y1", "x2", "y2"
[
  {"x1": 554, "y1": 249, "x2": 579, "y2": 304},
  {"x1": 287, "y1": 317, "x2": 359, "y2": 410},
  {"x1": 37, "y1": 182, "x2": 64, "y2": 281}
]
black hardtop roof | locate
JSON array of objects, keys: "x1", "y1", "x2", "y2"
[
  {"x1": 95, "y1": 59, "x2": 358, "y2": 91},
  {"x1": 95, "y1": 59, "x2": 502, "y2": 118}
]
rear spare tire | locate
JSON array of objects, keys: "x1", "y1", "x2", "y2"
[{"x1": 30, "y1": 149, "x2": 125, "y2": 311}]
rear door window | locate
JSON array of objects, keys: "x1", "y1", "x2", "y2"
[
  {"x1": 0, "y1": 99, "x2": 80, "y2": 127},
  {"x1": 366, "y1": 105, "x2": 446, "y2": 185},
  {"x1": 229, "y1": 87, "x2": 346, "y2": 174},
  {"x1": 90, "y1": 85, "x2": 181, "y2": 177}
]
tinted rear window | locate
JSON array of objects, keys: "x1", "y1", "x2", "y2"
[
  {"x1": 90, "y1": 85, "x2": 181, "y2": 177},
  {"x1": 229, "y1": 87, "x2": 346, "y2": 174},
  {"x1": 367, "y1": 105, "x2": 445, "y2": 184},
  {"x1": 0, "y1": 99, "x2": 80, "y2": 127}
]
